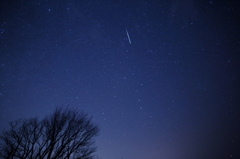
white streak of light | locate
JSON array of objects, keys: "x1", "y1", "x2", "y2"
[{"x1": 126, "y1": 29, "x2": 131, "y2": 44}]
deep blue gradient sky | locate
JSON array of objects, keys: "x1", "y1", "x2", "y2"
[{"x1": 0, "y1": 0, "x2": 240, "y2": 159}]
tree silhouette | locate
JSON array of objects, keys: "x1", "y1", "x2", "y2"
[{"x1": 0, "y1": 107, "x2": 99, "y2": 159}]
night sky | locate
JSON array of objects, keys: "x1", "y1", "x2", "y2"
[{"x1": 0, "y1": 0, "x2": 240, "y2": 159}]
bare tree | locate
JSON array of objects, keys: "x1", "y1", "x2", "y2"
[{"x1": 0, "y1": 107, "x2": 99, "y2": 159}]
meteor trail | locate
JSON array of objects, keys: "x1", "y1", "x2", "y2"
[{"x1": 126, "y1": 29, "x2": 131, "y2": 44}]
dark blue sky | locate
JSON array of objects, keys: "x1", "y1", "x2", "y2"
[{"x1": 0, "y1": 0, "x2": 240, "y2": 159}]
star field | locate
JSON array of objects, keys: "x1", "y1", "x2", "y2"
[{"x1": 0, "y1": 0, "x2": 240, "y2": 159}]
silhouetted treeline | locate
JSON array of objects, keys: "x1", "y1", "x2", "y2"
[{"x1": 0, "y1": 107, "x2": 99, "y2": 159}]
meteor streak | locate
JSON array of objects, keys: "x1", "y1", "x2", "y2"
[{"x1": 126, "y1": 29, "x2": 131, "y2": 44}]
